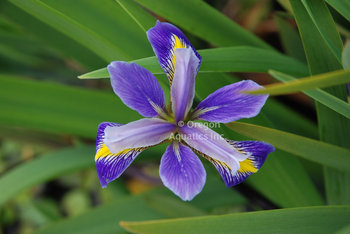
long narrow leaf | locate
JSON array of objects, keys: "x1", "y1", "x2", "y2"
[
  {"x1": 326, "y1": 0, "x2": 350, "y2": 22},
  {"x1": 34, "y1": 196, "x2": 166, "y2": 234},
  {"x1": 78, "y1": 47, "x2": 310, "y2": 79},
  {"x1": 8, "y1": 0, "x2": 129, "y2": 61},
  {"x1": 0, "y1": 146, "x2": 95, "y2": 206},
  {"x1": 275, "y1": 12, "x2": 307, "y2": 63},
  {"x1": 268, "y1": 70, "x2": 350, "y2": 119},
  {"x1": 301, "y1": 0, "x2": 343, "y2": 62},
  {"x1": 226, "y1": 122, "x2": 350, "y2": 173},
  {"x1": 121, "y1": 206, "x2": 350, "y2": 234},
  {"x1": 0, "y1": 75, "x2": 140, "y2": 138},
  {"x1": 246, "y1": 69, "x2": 350, "y2": 95},
  {"x1": 290, "y1": 0, "x2": 350, "y2": 205},
  {"x1": 133, "y1": 0, "x2": 272, "y2": 49},
  {"x1": 115, "y1": 0, "x2": 156, "y2": 33}
]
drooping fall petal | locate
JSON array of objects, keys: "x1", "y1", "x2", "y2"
[
  {"x1": 95, "y1": 122, "x2": 149, "y2": 188},
  {"x1": 104, "y1": 118, "x2": 176, "y2": 154},
  {"x1": 192, "y1": 80, "x2": 269, "y2": 123},
  {"x1": 159, "y1": 141, "x2": 206, "y2": 201}
]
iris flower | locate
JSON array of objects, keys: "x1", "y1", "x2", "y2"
[{"x1": 95, "y1": 21, "x2": 275, "y2": 201}]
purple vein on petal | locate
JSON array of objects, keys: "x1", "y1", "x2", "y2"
[
  {"x1": 159, "y1": 141, "x2": 206, "y2": 201},
  {"x1": 171, "y1": 48, "x2": 200, "y2": 122},
  {"x1": 147, "y1": 21, "x2": 202, "y2": 86},
  {"x1": 192, "y1": 80, "x2": 269, "y2": 123},
  {"x1": 108, "y1": 61, "x2": 166, "y2": 118}
]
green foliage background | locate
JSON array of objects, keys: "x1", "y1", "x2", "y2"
[{"x1": 0, "y1": 0, "x2": 350, "y2": 233}]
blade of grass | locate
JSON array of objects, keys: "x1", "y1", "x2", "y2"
[
  {"x1": 246, "y1": 69, "x2": 350, "y2": 95},
  {"x1": 290, "y1": 0, "x2": 350, "y2": 205},
  {"x1": 34, "y1": 196, "x2": 166, "y2": 234},
  {"x1": 115, "y1": 0, "x2": 156, "y2": 33},
  {"x1": 342, "y1": 40, "x2": 350, "y2": 69},
  {"x1": 8, "y1": 0, "x2": 130, "y2": 61},
  {"x1": 133, "y1": 0, "x2": 272, "y2": 49},
  {"x1": 0, "y1": 75, "x2": 140, "y2": 138},
  {"x1": 1, "y1": 2, "x2": 106, "y2": 69},
  {"x1": 78, "y1": 46, "x2": 310, "y2": 79},
  {"x1": 268, "y1": 70, "x2": 350, "y2": 119},
  {"x1": 275, "y1": 12, "x2": 307, "y2": 63},
  {"x1": 326, "y1": 0, "x2": 350, "y2": 22},
  {"x1": 301, "y1": 0, "x2": 343, "y2": 63},
  {"x1": 120, "y1": 206, "x2": 350, "y2": 234}
]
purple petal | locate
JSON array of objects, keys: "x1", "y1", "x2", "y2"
[
  {"x1": 179, "y1": 124, "x2": 244, "y2": 174},
  {"x1": 159, "y1": 141, "x2": 206, "y2": 201},
  {"x1": 96, "y1": 122, "x2": 122, "y2": 154},
  {"x1": 147, "y1": 21, "x2": 202, "y2": 85},
  {"x1": 95, "y1": 122, "x2": 147, "y2": 188},
  {"x1": 108, "y1": 61, "x2": 165, "y2": 118},
  {"x1": 171, "y1": 48, "x2": 200, "y2": 122},
  {"x1": 192, "y1": 80, "x2": 269, "y2": 123},
  {"x1": 104, "y1": 118, "x2": 176, "y2": 154},
  {"x1": 187, "y1": 138, "x2": 274, "y2": 188},
  {"x1": 225, "y1": 140, "x2": 275, "y2": 186}
]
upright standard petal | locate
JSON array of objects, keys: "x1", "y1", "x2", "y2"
[
  {"x1": 104, "y1": 118, "x2": 176, "y2": 154},
  {"x1": 179, "y1": 124, "x2": 245, "y2": 176},
  {"x1": 95, "y1": 122, "x2": 148, "y2": 188},
  {"x1": 108, "y1": 61, "x2": 166, "y2": 118},
  {"x1": 192, "y1": 80, "x2": 269, "y2": 123},
  {"x1": 171, "y1": 48, "x2": 200, "y2": 122},
  {"x1": 147, "y1": 21, "x2": 202, "y2": 85},
  {"x1": 159, "y1": 141, "x2": 206, "y2": 201}
]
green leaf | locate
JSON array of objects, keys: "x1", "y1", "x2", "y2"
[
  {"x1": 78, "y1": 46, "x2": 310, "y2": 79},
  {"x1": 0, "y1": 146, "x2": 95, "y2": 207},
  {"x1": 342, "y1": 40, "x2": 350, "y2": 69},
  {"x1": 1, "y1": 2, "x2": 106, "y2": 70},
  {"x1": 268, "y1": 70, "x2": 350, "y2": 119},
  {"x1": 226, "y1": 122, "x2": 350, "y2": 173},
  {"x1": 34, "y1": 196, "x2": 166, "y2": 234},
  {"x1": 301, "y1": 0, "x2": 343, "y2": 63},
  {"x1": 120, "y1": 206, "x2": 350, "y2": 234},
  {"x1": 133, "y1": 0, "x2": 272, "y2": 49},
  {"x1": 7, "y1": 0, "x2": 154, "y2": 62},
  {"x1": 326, "y1": 0, "x2": 350, "y2": 22},
  {"x1": 246, "y1": 69, "x2": 350, "y2": 95},
  {"x1": 0, "y1": 75, "x2": 140, "y2": 138},
  {"x1": 115, "y1": 0, "x2": 156, "y2": 33},
  {"x1": 275, "y1": 12, "x2": 307, "y2": 63},
  {"x1": 7, "y1": 0, "x2": 128, "y2": 61},
  {"x1": 290, "y1": 0, "x2": 350, "y2": 205},
  {"x1": 333, "y1": 223, "x2": 350, "y2": 234}
]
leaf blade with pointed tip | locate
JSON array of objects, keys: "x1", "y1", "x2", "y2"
[
  {"x1": 246, "y1": 69, "x2": 350, "y2": 95},
  {"x1": 268, "y1": 70, "x2": 350, "y2": 119}
]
